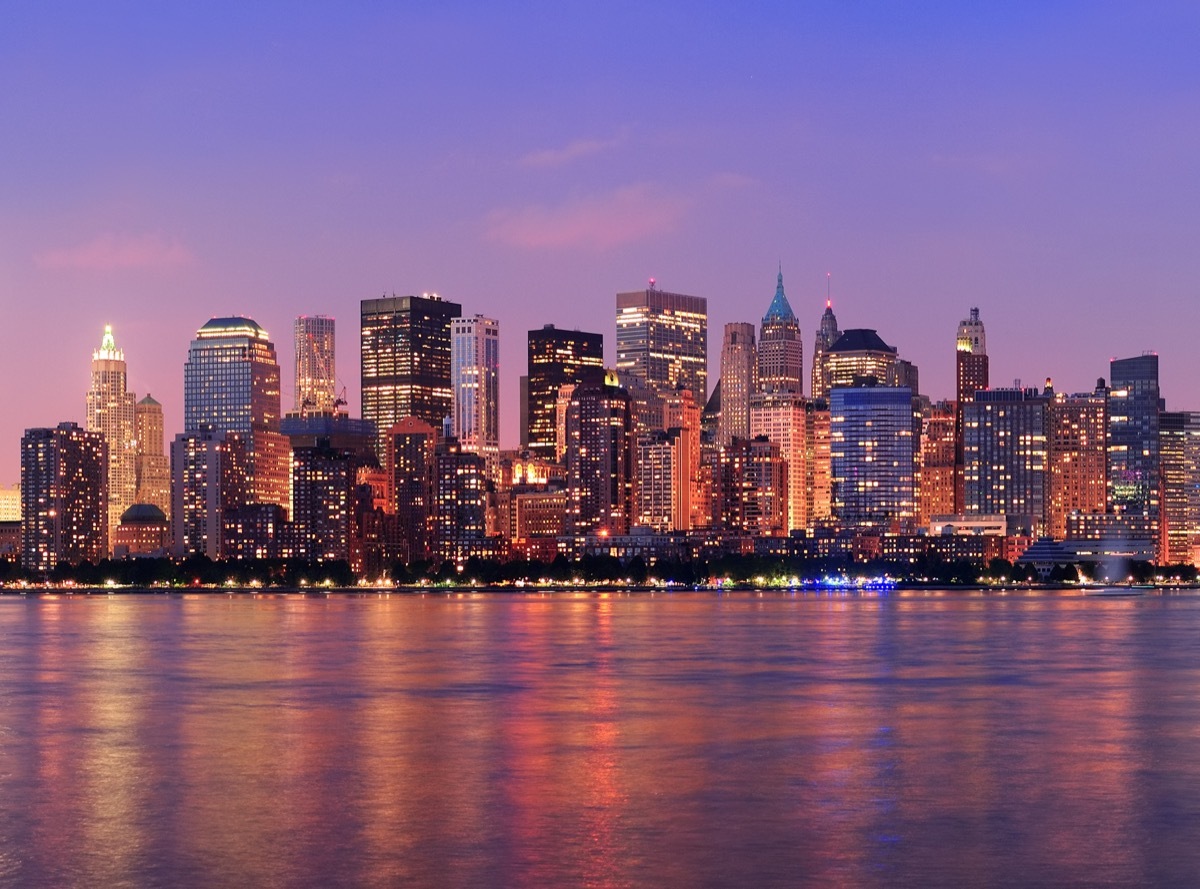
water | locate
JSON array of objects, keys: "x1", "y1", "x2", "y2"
[{"x1": 1, "y1": 589, "x2": 1199, "y2": 887}]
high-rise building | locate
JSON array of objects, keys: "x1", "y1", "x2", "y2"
[
  {"x1": 615, "y1": 285, "x2": 708, "y2": 399},
  {"x1": 565, "y1": 373, "x2": 634, "y2": 536},
  {"x1": 1160, "y1": 411, "x2": 1200, "y2": 566},
  {"x1": 135, "y1": 394, "x2": 171, "y2": 518},
  {"x1": 711, "y1": 436, "x2": 788, "y2": 537},
  {"x1": 718, "y1": 323, "x2": 757, "y2": 445},
  {"x1": 954, "y1": 308, "x2": 989, "y2": 513},
  {"x1": 825, "y1": 329, "x2": 901, "y2": 390},
  {"x1": 918, "y1": 400, "x2": 957, "y2": 526},
  {"x1": 1108, "y1": 354, "x2": 1161, "y2": 521},
  {"x1": 811, "y1": 299, "x2": 840, "y2": 401},
  {"x1": 750, "y1": 391, "x2": 807, "y2": 532},
  {"x1": 20, "y1": 422, "x2": 108, "y2": 573},
  {"x1": 1047, "y1": 383, "x2": 1108, "y2": 541},
  {"x1": 86, "y1": 325, "x2": 136, "y2": 550},
  {"x1": 451, "y1": 315, "x2": 500, "y2": 471},
  {"x1": 431, "y1": 436, "x2": 489, "y2": 565},
  {"x1": 526, "y1": 325, "x2": 604, "y2": 460},
  {"x1": 805, "y1": 399, "x2": 832, "y2": 525},
  {"x1": 757, "y1": 268, "x2": 803, "y2": 395},
  {"x1": 361, "y1": 294, "x2": 462, "y2": 449},
  {"x1": 171, "y1": 429, "x2": 249, "y2": 559},
  {"x1": 830, "y1": 386, "x2": 917, "y2": 529},
  {"x1": 294, "y1": 315, "x2": 337, "y2": 415},
  {"x1": 183, "y1": 317, "x2": 289, "y2": 510},
  {"x1": 963, "y1": 386, "x2": 1051, "y2": 535},
  {"x1": 385, "y1": 417, "x2": 440, "y2": 566}
]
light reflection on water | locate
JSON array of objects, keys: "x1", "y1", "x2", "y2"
[{"x1": 0, "y1": 590, "x2": 1199, "y2": 886}]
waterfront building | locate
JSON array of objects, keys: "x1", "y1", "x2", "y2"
[
  {"x1": 20, "y1": 422, "x2": 108, "y2": 573},
  {"x1": 0, "y1": 484, "x2": 19, "y2": 523},
  {"x1": 431, "y1": 436, "x2": 489, "y2": 565},
  {"x1": 1047, "y1": 383, "x2": 1108, "y2": 540},
  {"x1": 170, "y1": 430, "x2": 249, "y2": 559},
  {"x1": 963, "y1": 386, "x2": 1051, "y2": 536},
  {"x1": 757, "y1": 268, "x2": 803, "y2": 395},
  {"x1": 805, "y1": 399, "x2": 832, "y2": 525},
  {"x1": 183, "y1": 317, "x2": 289, "y2": 510},
  {"x1": 223, "y1": 504, "x2": 294, "y2": 561},
  {"x1": 615, "y1": 285, "x2": 707, "y2": 399},
  {"x1": 451, "y1": 314, "x2": 500, "y2": 473},
  {"x1": 954, "y1": 308, "x2": 989, "y2": 512},
  {"x1": 717, "y1": 322, "x2": 757, "y2": 446},
  {"x1": 750, "y1": 391, "x2": 807, "y2": 532},
  {"x1": 291, "y1": 443, "x2": 364, "y2": 563},
  {"x1": 1108, "y1": 353, "x2": 1162, "y2": 520},
  {"x1": 86, "y1": 325, "x2": 136, "y2": 550},
  {"x1": 1159, "y1": 411, "x2": 1200, "y2": 566},
  {"x1": 294, "y1": 315, "x2": 337, "y2": 415},
  {"x1": 636, "y1": 427, "x2": 697, "y2": 533},
  {"x1": 385, "y1": 417, "x2": 440, "y2": 566},
  {"x1": 711, "y1": 436, "x2": 788, "y2": 536},
  {"x1": 919, "y1": 400, "x2": 957, "y2": 527},
  {"x1": 564, "y1": 373, "x2": 634, "y2": 536},
  {"x1": 811, "y1": 299, "x2": 840, "y2": 401},
  {"x1": 134, "y1": 395, "x2": 171, "y2": 518},
  {"x1": 112, "y1": 504, "x2": 170, "y2": 558},
  {"x1": 525, "y1": 325, "x2": 604, "y2": 461},
  {"x1": 829, "y1": 386, "x2": 917, "y2": 529},
  {"x1": 361, "y1": 294, "x2": 462, "y2": 451}
]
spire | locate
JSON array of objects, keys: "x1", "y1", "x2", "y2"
[
  {"x1": 94, "y1": 324, "x2": 123, "y2": 361},
  {"x1": 762, "y1": 267, "x2": 797, "y2": 324}
]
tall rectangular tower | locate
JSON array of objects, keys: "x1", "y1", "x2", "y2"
[
  {"x1": 21, "y1": 423, "x2": 108, "y2": 572},
  {"x1": 451, "y1": 315, "x2": 500, "y2": 470},
  {"x1": 830, "y1": 386, "x2": 916, "y2": 529},
  {"x1": 718, "y1": 322, "x2": 757, "y2": 446},
  {"x1": 361, "y1": 294, "x2": 462, "y2": 444},
  {"x1": 615, "y1": 285, "x2": 707, "y2": 399},
  {"x1": 954, "y1": 308, "x2": 989, "y2": 513},
  {"x1": 526, "y1": 325, "x2": 604, "y2": 460},
  {"x1": 294, "y1": 315, "x2": 337, "y2": 415},
  {"x1": 964, "y1": 387, "x2": 1050, "y2": 535},
  {"x1": 86, "y1": 325, "x2": 136, "y2": 550},
  {"x1": 135, "y1": 394, "x2": 171, "y2": 518},
  {"x1": 1108, "y1": 354, "x2": 1161, "y2": 521}
]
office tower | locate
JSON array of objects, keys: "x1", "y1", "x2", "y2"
[
  {"x1": 805, "y1": 400, "x2": 832, "y2": 524},
  {"x1": 526, "y1": 325, "x2": 604, "y2": 460},
  {"x1": 291, "y1": 444, "x2": 360, "y2": 563},
  {"x1": 1047, "y1": 384, "x2": 1108, "y2": 540},
  {"x1": 294, "y1": 315, "x2": 337, "y2": 415},
  {"x1": 718, "y1": 322, "x2": 757, "y2": 445},
  {"x1": 171, "y1": 430, "x2": 248, "y2": 559},
  {"x1": 1159, "y1": 411, "x2": 1200, "y2": 566},
  {"x1": 750, "y1": 391, "x2": 807, "y2": 531},
  {"x1": 86, "y1": 325, "x2": 136, "y2": 551},
  {"x1": 1108, "y1": 354, "x2": 1161, "y2": 520},
  {"x1": 830, "y1": 387, "x2": 916, "y2": 529},
  {"x1": 135, "y1": 394, "x2": 171, "y2": 517},
  {"x1": 811, "y1": 299, "x2": 840, "y2": 401},
  {"x1": 758, "y1": 268, "x2": 803, "y2": 394},
  {"x1": 0, "y1": 484, "x2": 19, "y2": 522},
  {"x1": 386, "y1": 417, "x2": 440, "y2": 565},
  {"x1": 20, "y1": 422, "x2": 108, "y2": 573},
  {"x1": 361, "y1": 294, "x2": 462, "y2": 447},
  {"x1": 918, "y1": 400, "x2": 957, "y2": 526},
  {"x1": 451, "y1": 315, "x2": 500, "y2": 470},
  {"x1": 615, "y1": 285, "x2": 708, "y2": 399},
  {"x1": 963, "y1": 387, "x2": 1051, "y2": 535},
  {"x1": 954, "y1": 308, "x2": 989, "y2": 513},
  {"x1": 183, "y1": 317, "x2": 289, "y2": 510},
  {"x1": 825, "y1": 329, "x2": 901, "y2": 390},
  {"x1": 431, "y1": 437, "x2": 488, "y2": 565},
  {"x1": 565, "y1": 373, "x2": 634, "y2": 535},
  {"x1": 662, "y1": 388, "x2": 704, "y2": 530},
  {"x1": 711, "y1": 436, "x2": 788, "y2": 536}
]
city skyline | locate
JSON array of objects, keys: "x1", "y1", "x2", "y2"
[{"x1": 5, "y1": 5, "x2": 1200, "y2": 485}]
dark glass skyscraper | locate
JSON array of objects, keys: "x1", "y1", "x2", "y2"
[
  {"x1": 1108, "y1": 354, "x2": 1162, "y2": 520},
  {"x1": 361, "y1": 294, "x2": 462, "y2": 444},
  {"x1": 525, "y1": 324, "x2": 604, "y2": 460}
]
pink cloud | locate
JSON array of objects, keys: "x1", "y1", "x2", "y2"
[
  {"x1": 34, "y1": 233, "x2": 194, "y2": 271},
  {"x1": 486, "y1": 184, "x2": 689, "y2": 250},
  {"x1": 520, "y1": 130, "x2": 628, "y2": 168}
]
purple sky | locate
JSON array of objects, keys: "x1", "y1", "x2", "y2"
[{"x1": 4, "y1": 3, "x2": 1199, "y2": 486}]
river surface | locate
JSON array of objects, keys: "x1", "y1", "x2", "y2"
[{"x1": 1, "y1": 589, "x2": 1199, "y2": 887}]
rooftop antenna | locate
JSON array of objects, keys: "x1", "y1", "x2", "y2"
[{"x1": 826, "y1": 272, "x2": 832, "y2": 308}]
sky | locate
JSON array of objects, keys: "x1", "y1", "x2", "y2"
[{"x1": 3, "y1": 2, "x2": 1200, "y2": 486}]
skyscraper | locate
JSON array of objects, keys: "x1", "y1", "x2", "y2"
[
  {"x1": 750, "y1": 391, "x2": 807, "y2": 532},
  {"x1": 386, "y1": 416, "x2": 440, "y2": 565},
  {"x1": 954, "y1": 308, "x2": 989, "y2": 513},
  {"x1": 294, "y1": 315, "x2": 337, "y2": 415},
  {"x1": 1047, "y1": 383, "x2": 1108, "y2": 540},
  {"x1": 718, "y1": 322, "x2": 757, "y2": 446},
  {"x1": 170, "y1": 429, "x2": 248, "y2": 559},
  {"x1": 565, "y1": 373, "x2": 634, "y2": 536},
  {"x1": 451, "y1": 314, "x2": 500, "y2": 470},
  {"x1": 526, "y1": 325, "x2": 604, "y2": 460},
  {"x1": 830, "y1": 386, "x2": 916, "y2": 529},
  {"x1": 757, "y1": 268, "x2": 803, "y2": 395},
  {"x1": 615, "y1": 285, "x2": 707, "y2": 399},
  {"x1": 135, "y1": 394, "x2": 171, "y2": 518},
  {"x1": 918, "y1": 400, "x2": 957, "y2": 526},
  {"x1": 86, "y1": 325, "x2": 136, "y2": 551},
  {"x1": 21, "y1": 422, "x2": 108, "y2": 572},
  {"x1": 811, "y1": 298, "x2": 840, "y2": 401},
  {"x1": 183, "y1": 317, "x2": 289, "y2": 510},
  {"x1": 1108, "y1": 354, "x2": 1161, "y2": 522},
  {"x1": 361, "y1": 294, "x2": 462, "y2": 446},
  {"x1": 1159, "y1": 411, "x2": 1200, "y2": 566},
  {"x1": 825, "y1": 329, "x2": 901, "y2": 389},
  {"x1": 963, "y1": 386, "x2": 1051, "y2": 535}
]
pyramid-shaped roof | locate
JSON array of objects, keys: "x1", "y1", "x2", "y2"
[{"x1": 762, "y1": 268, "x2": 797, "y2": 324}]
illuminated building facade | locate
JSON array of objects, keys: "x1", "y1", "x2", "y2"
[
  {"x1": 565, "y1": 374, "x2": 634, "y2": 536},
  {"x1": 963, "y1": 387, "x2": 1050, "y2": 536},
  {"x1": 1159, "y1": 411, "x2": 1200, "y2": 566},
  {"x1": 431, "y1": 436, "x2": 489, "y2": 564},
  {"x1": 1108, "y1": 354, "x2": 1161, "y2": 521},
  {"x1": 1047, "y1": 384, "x2": 1108, "y2": 540},
  {"x1": 718, "y1": 322, "x2": 757, "y2": 445},
  {"x1": 86, "y1": 325, "x2": 136, "y2": 550},
  {"x1": 810, "y1": 300, "x2": 840, "y2": 401},
  {"x1": 361, "y1": 294, "x2": 462, "y2": 450},
  {"x1": 526, "y1": 325, "x2": 604, "y2": 461},
  {"x1": 615, "y1": 286, "x2": 707, "y2": 399},
  {"x1": 954, "y1": 308, "x2": 989, "y2": 512},
  {"x1": 183, "y1": 316, "x2": 289, "y2": 510},
  {"x1": 112, "y1": 504, "x2": 170, "y2": 558},
  {"x1": 135, "y1": 394, "x2": 171, "y2": 518},
  {"x1": 918, "y1": 400, "x2": 957, "y2": 526},
  {"x1": 805, "y1": 399, "x2": 832, "y2": 524},
  {"x1": 830, "y1": 386, "x2": 917, "y2": 529},
  {"x1": 20, "y1": 422, "x2": 108, "y2": 573},
  {"x1": 294, "y1": 315, "x2": 337, "y2": 415},
  {"x1": 171, "y1": 430, "x2": 248, "y2": 559},
  {"x1": 750, "y1": 391, "x2": 807, "y2": 531},
  {"x1": 385, "y1": 416, "x2": 439, "y2": 565},
  {"x1": 451, "y1": 314, "x2": 500, "y2": 471},
  {"x1": 825, "y1": 329, "x2": 900, "y2": 390},
  {"x1": 711, "y1": 436, "x2": 788, "y2": 536},
  {"x1": 757, "y1": 269, "x2": 803, "y2": 395}
]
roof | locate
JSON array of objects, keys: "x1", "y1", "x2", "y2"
[
  {"x1": 828, "y1": 328, "x2": 896, "y2": 354},
  {"x1": 761, "y1": 269, "x2": 797, "y2": 325},
  {"x1": 120, "y1": 503, "x2": 168, "y2": 525},
  {"x1": 703, "y1": 378, "x2": 722, "y2": 415},
  {"x1": 196, "y1": 317, "x2": 269, "y2": 339},
  {"x1": 138, "y1": 393, "x2": 161, "y2": 406}
]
